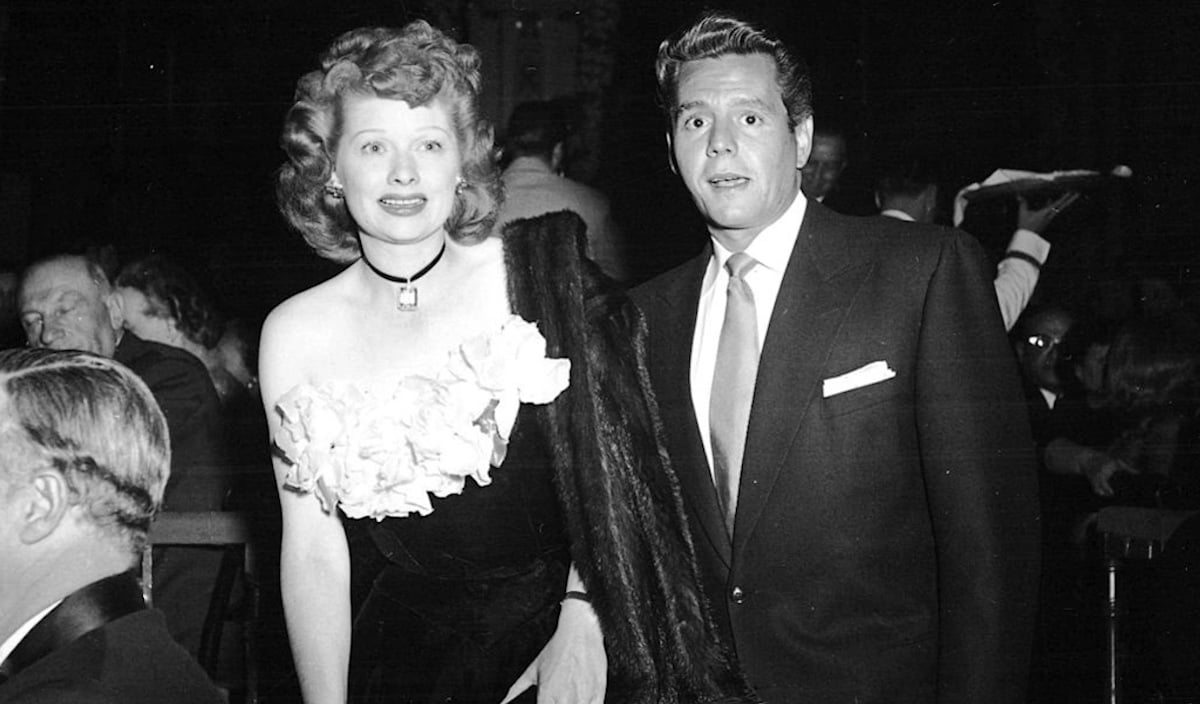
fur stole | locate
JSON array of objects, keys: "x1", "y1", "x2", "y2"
[{"x1": 502, "y1": 212, "x2": 755, "y2": 703}]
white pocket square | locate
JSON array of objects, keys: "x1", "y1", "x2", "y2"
[{"x1": 822, "y1": 361, "x2": 896, "y2": 398}]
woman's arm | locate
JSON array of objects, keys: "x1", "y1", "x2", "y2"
[
  {"x1": 1044, "y1": 436, "x2": 1137, "y2": 497},
  {"x1": 260, "y1": 309, "x2": 353, "y2": 704},
  {"x1": 501, "y1": 563, "x2": 605, "y2": 704}
]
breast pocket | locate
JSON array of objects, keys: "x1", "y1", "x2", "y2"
[{"x1": 820, "y1": 368, "x2": 901, "y2": 418}]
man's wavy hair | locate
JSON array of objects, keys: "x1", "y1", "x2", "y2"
[
  {"x1": 277, "y1": 21, "x2": 502, "y2": 263},
  {"x1": 116, "y1": 255, "x2": 225, "y2": 350},
  {"x1": 655, "y1": 11, "x2": 813, "y2": 131},
  {"x1": 0, "y1": 348, "x2": 169, "y2": 557}
]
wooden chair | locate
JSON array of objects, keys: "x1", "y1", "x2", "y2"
[{"x1": 142, "y1": 511, "x2": 259, "y2": 704}]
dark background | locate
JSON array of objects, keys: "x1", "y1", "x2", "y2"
[{"x1": 2, "y1": 0, "x2": 1197, "y2": 323}]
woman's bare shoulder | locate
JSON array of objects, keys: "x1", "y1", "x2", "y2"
[
  {"x1": 263, "y1": 271, "x2": 355, "y2": 340},
  {"x1": 259, "y1": 272, "x2": 360, "y2": 393}
]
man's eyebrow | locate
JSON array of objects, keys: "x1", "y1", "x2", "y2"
[{"x1": 675, "y1": 95, "x2": 773, "y2": 116}]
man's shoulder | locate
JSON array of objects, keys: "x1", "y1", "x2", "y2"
[
  {"x1": 558, "y1": 176, "x2": 610, "y2": 207},
  {"x1": 630, "y1": 248, "x2": 708, "y2": 307},
  {"x1": 113, "y1": 334, "x2": 210, "y2": 386},
  {"x1": 500, "y1": 174, "x2": 611, "y2": 226},
  {"x1": 111, "y1": 335, "x2": 221, "y2": 421},
  {"x1": 820, "y1": 208, "x2": 979, "y2": 267},
  {"x1": 817, "y1": 204, "x2": 955, "y2": 245},
  {"x1": 1, "y1": 611, "x2": 222, "y2": 704}
]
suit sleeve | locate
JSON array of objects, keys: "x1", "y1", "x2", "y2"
[{"x1": 915, "y1": 231, "x2": 1041, "y2": 704}]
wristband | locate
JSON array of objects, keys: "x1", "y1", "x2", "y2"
[{"x1": 562, "y1": 590, "x2": 591, "y2": 604}]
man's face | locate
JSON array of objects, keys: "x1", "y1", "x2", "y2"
[
  {"x1": 669, "y1": 53, "x2": 810, "y2": 251},
  {"x1": 800, "y1": 132, "x2": 847, "y2": 201},
  {"x1": 18, "y1": 259, "x2": 122, "y2": 357},
  {"x1": 1016, "y1": 311, "x2": 1072, "y2": 392}
]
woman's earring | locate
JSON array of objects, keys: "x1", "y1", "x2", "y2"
[
  {"x1": 454, "y1": 177, "x2": 467, "y2": 195},
  {"x1": 324, "y1": 183, "x2": 344, "y2": 199}
]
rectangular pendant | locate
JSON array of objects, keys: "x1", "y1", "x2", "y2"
[{"x1": 396, "y1": 285, "x2": 418, "y2": 311}]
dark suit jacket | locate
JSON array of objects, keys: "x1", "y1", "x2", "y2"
[
  {"x1": 114, "y1": 332, "x2": 227, "y2": 511},
  {"x1": 0, "y1": 573, "x2": 224, "y2": 704},
  {"x1": 632, "y1": 202, "x2": 1041, "y2": 703},
  {"x1": 114, "y1": 333, "x2": 229, "y2": 654}
]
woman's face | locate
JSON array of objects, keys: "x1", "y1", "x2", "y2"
[
  {"x1": 1075, "y1": 342, "x2": 1111, "y2": 394},
  {"x1": 118, "y1": 286, "x2": 180, "y2": 348},
  {"x1": 333, "y1": 94, "x2": 462, "y2": 247}
]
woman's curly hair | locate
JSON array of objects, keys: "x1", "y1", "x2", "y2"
[
  {"x1": 277, "y1": 22, "x2": 502, "y2": 262},
  {"x1": 116, "y1": 255, "x2": 225, "y2": 350}
]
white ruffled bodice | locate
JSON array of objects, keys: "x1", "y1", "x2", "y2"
[{"x1": 272, "y1": 315, "x2": 570, "y2": 520}]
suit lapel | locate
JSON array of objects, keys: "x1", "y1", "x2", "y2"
[
  {"x1": 646, "y1": 250, "x2": 733, "y2": 568},
  {"x1": 733, "y1": 203, "x2": 874, "y2": 553}
]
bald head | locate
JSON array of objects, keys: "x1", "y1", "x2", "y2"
[{"x1": 18, "y1": 255, "x2": 124, "y2": 357}]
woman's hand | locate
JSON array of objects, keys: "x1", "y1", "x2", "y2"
[
  {"x1": 1079, "y1": 447, "x2": 1138, "y2": 497},
  {"x1": 501, "y1": 598, "x2": 606, "y2": 704}
]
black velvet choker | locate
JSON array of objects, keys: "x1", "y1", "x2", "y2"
[{"x1": 360, "y1": 240, "x2": 447, "y2": 311}]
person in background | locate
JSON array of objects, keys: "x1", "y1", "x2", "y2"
[
  {"x1": 17, "y1": 253, "x2": 228, "y2": 655},
  {"x1": 634, "y1": 11, "x2": 1039, "y2": 703},
  {"x1": 799, "y1": 123, "x2": 847, "y2": 205},
  {"x1": 0, "y1": 260, "x2": 21, "y2": 349},
  {"x1": 494, "y1": 100, "x2": 629, "y2": 281},
  {"x1": 875, "y1": 156, "x2": 1079, "y2": 330},
  {"x1": 115, "y1": 255, "x2": 242, "y2": 404},
  {"x1": 0, "y1": 348, "x2": 224, "y2": 704}
]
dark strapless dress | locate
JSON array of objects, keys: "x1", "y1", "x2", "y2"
[{"x1": 345, "y1": 406, "x2": 569, "y2": 703}]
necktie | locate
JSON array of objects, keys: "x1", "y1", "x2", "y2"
[{"x1": 710, "y1": 252, "x2": 759, "y2": 535}]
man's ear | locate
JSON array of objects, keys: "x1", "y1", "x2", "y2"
[
  {"x1": 794, "y1": 116, "x2": 814, "y2": 170},
  {"x1": 104, "y1": 289, "x2": 124, "y2": 333},
  {"x1": 19, "y1": 470, "x2": 71, "y2": 544}
]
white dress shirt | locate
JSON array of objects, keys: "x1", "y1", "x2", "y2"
[
  {"x1": 994, "y1": 228, "x2": 1051, "y2": 331},
  {"x1": 691, "y1": 189, "x2": 807, "y2": 474}
]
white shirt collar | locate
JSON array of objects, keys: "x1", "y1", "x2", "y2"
[
  {"x1": 709, "y1": 188, "x2": 807, "y2": 281},
  {"x1": 880, "y1": 208, "x2": 915, "y2": 222}
]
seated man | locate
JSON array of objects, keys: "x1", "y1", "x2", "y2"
[
  {"x1": 0, "y1": 348, "x2": 223, "y2": 703},
  {"x1": 16, "y1": 253, "x2": 228, "y2": 654}
]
